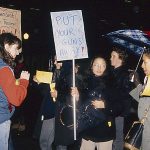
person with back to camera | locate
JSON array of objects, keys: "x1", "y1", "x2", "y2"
[
  {"x1": 130, "y1": 48, "x2": 150, "y2": 150},
  {"x1": 71, "y1": 56, "x2": 124, "y2": 150},
  {"x1": 51, "y1": 60, "x2": 86, "y2": 150},
  {"x1": 0, "y1": 33, "x2": 30, "y2": 150},
  {"x1": 110, "y1": 47, "x2": 133, "y2": 150}
]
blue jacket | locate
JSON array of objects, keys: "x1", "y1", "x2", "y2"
[{"x1": 0, "y1": 59, "x2": 15, "y2": 123}]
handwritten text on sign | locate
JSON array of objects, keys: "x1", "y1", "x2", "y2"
[
  {"x1": 0, "y1": 7, "x2": 21, "y2": 39},
  {"x1": 51, "y1": 10, "x2": 88, "y2": 61}
]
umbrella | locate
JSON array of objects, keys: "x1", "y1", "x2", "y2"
[{"x1": 105, "y1": 29, "x2": 150, "y2": 56}]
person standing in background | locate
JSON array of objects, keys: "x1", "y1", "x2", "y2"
[
  {"x1": 130, "y1": 48, "x2": 150, "y2": 150},
  {"x1": 53, "y1": 60, "x2": 85, "y2": 150},
  {"x1": 110, "y1": 47, "x2": 133, "y2": 150},
  {"x1": 11, "y1": 54, "x2": 27, "y2": 132},
  {"x1": 0, "y1": 33, "x2": 30, "y2": 150},
  {"x1": 39, "y1": 57, "x2": 63, "y2": 150},
  {"x1": 33, "y1": 56, "x2": 63, "y2": 150}
]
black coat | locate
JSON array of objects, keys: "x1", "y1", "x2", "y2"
[
  {"x1": 80, "y1": 73, "x2": 124, "y2": 142},
  {"x1": 54, "y1": 61, "x2": 84, "y2": 146},
  {"x1": 110, "y1": 66, "x2": 134, "y2": 117}
]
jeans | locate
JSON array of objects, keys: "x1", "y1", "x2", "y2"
[
  {"x1": 112, "y1": 116, "x2": 124, "y2": 150},
  {"x1": 0, "y1": 120, "x2": 11, "y2": 150},
  {"x1": 40, "y1": 118, "x2": 55, "y2": 150}
]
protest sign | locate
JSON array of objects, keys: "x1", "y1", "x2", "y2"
[
  {"x1": 51, "y1": 10, "x2": 88, "y2": 61},
  {"x1": 0, "y1": 7, "x2": 21, "y2": 39}
]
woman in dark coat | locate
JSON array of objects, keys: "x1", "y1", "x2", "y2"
[{"x1": 72, "y1": 56, "x2": 124, "y2": 150}]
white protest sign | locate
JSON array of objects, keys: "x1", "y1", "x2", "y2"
[
  {"x1": 0, "y1": 7, "x2": 21, "y2": 39},
  {"x1": 51, "y1": 10, "x2": 88, "y2": 61}
]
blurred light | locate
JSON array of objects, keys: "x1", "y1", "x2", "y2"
[
  {"x1": 30, "y1": 8, "x2": 40, "y2": 11},
  {"x1": 124, "y1": 0, "x2": 132, "y2": 3},
  {"x1": 133, "y1": 6, "x2": 140, "y2": 14},
  {"x1": 23, "y1": 33, "x2": 29, "y2": 40}
]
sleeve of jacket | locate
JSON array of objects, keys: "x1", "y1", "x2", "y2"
[
  {"x1": 0, "y1": 67, "x2": 29, "y2": 106},
  {"x1": 103, "y1": 87, "x2": 124, "y2": 117},
  {"x1": 129, "y1": 84, "x2": 142, "y2": 102}
]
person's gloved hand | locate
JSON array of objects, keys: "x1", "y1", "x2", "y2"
[{"x1": 129, "y1": 70, "x2": 141, "y2": 86}]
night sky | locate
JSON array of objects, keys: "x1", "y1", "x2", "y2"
[{"x1": 0, "y1": 0, "x2": 150, "y2": 74}]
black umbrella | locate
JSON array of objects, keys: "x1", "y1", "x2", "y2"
[{"x1": 105, "y1": 29, "x2": 150, "y2": 56}]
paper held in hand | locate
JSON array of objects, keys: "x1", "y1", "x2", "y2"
[
  {"x1": 50, "y1": 83, "x2": 56, "y2": 92},
  {"x1": 141, "y1": 75, "x2": 150, "y2": 97},
  {"x1": 50, "y1": 83, "x2": 56, "y2": 102},
  {"x1": 36, "y1": 70, "x2": 53, "y2": 84}
]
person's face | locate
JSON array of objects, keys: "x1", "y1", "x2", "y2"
[
  {"x1": 5, "y1": 43, "x2": 21, "y2": 59},
  {"x1": 92, "y1": 58, "x2": 106, "y2": 77},
  {"x1": 54, "y1": 59, "x2": 62, "y2": 69},
  {"x1": 141, "y1": 54, "x2": 150, "y2": 76},
  {"x1": 110, "y1": 51, "x2": 122, "y2": 68}
]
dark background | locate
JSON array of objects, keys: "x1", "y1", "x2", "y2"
[{"x1": 1, "y1": 0, "x2": 150, "y2": 73}]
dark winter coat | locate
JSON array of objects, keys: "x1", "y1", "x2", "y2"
[
  {"x1": 110, "y1": 66, "x2": 133, "y2": 117},
  {"x1": 80, "y1": 73, "x2": 124, "y2": 142},
  {"x1": 54, "y1": 61, "x2": 84, "y2": 146}
]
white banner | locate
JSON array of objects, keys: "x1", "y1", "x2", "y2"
[
  {"x1": 51, "y1": 10, "x2": 88, "y2": 61},
  {"x1": 0, "y1": 7, "x2": 21, "y2": 39}
]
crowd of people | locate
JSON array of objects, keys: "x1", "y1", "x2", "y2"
[{"x1": 0, "y1": 32, "x2": 150, "y2": 150}]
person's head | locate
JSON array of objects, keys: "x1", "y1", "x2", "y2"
[
  {"x1": 0, "y1": 33, "x2": 22, "y2": 67},
  {"x1": 90, "y1": 57, "x2": 107, "y2": 77},
  {"x1": 54, "y1": 56, "x2": 63, "y2": 69},
  {"x1": 110, "y1": 47, "x2": 128, "y2": 68},
  {"x1": 141, "y1": 48, "x2": 150, "y2": 76}
]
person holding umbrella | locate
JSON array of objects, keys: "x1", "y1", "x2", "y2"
[
  {"x1": 130, "y1": 48, "x2": 150, "y2": 150},
  {"x1": 110, "y1": 46, "x2": 133, "y2": 150}
]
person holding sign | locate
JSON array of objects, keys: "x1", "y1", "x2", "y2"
[
  {"x1": 71, "y1": 56, "x2": 123, "y2": 150},
  {"x1": 130, "y1": 48, "x2": 150, "y2": 150},
  {"x1": 0, "y1": 33, "x2": 30, "y2": 150}
]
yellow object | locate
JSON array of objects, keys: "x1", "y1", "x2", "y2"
[
  {"x1": 15, "y1": 79, "x2": 20, "y2": 85},
  {"x1": 108, "y1": 121, "x2": 112, "y2": 127},
  {"x1": 50, "y1": 83, "x2": 56, "y2": 92},
  {"x1": 36, "y1": 70, "x2": 53, "y2": 84},
  {"x1": 50, "y1": 83, "x2": 56, "y2": 102},
  {"x1": 141, "y1": 75, "x2": 150, "y2": 97}
]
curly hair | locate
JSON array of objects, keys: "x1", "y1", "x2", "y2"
[
  {"x1": 112, "y1": 46, "x2": 128, "y2": 65},
  {"x1": 0, "y1": 33, "x2": 22, "y2": 68}
]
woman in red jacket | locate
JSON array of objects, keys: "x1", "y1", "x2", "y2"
[{"x1": 0, "y1": 33, "x2": 30, "y2": 150}]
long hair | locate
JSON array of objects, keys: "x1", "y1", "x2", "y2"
[
  {"x1": 0, "y1": 33, "x2": 22, "y2": 68},
  {"x1": 87, "y1": 56, "x2": 109, "y2": 77}
]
